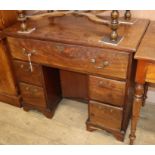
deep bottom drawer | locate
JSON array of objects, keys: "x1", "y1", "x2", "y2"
[
  {"x1": 19, "y1": 82, "x2": 46, "y2": 108},
  {"x1": 89, "y1": 100, "x2": 123, "y2": 130}
]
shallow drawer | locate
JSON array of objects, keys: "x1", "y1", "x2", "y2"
[
  {"x1": 14, "y1": 60, "x2": 43, "y2": 86},
  {"x1": 19, "y1": 82, "x2": 46, "y2": 108},
  {"x1": 89, "y1": 100, "x2": 123, "y2": 130},
  {"x1": 146, "y1": 63, "x2": 155, "y2": 83},
  {"x1": 8, "y1": 37, "x2": 129, "y2": 79},
  {"x1": 89, "y1": 76, "x2": 126, "y2": 106}
]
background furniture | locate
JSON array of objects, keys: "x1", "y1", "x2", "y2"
[
  {"x1": 0, "y1": 11, "x2": 21, "y2": 107},
  {"x1": 129, "y1": 21, "x2": 155, "y2": 144}
]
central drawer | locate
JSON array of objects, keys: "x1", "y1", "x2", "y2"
[{"x1": 8, "y1": 37, "x2": 129, "y2": 79}]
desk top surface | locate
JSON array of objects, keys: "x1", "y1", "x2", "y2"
[
  {"x1": 4, "y1": 14, "x2": 149, "y2": 52},
  {"x1": 135, "y1": 21, "x2": 155, "y2": 61}
]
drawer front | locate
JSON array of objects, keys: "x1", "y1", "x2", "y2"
[
  {"x1": 8, "y1": 37, "x2": 129, "y2": 79},
  {"x1": 146, "y1": 63, "x2": 155, "y2": 83},
  {"x1": 14, "y1": 60, "x2": 43, "y2": 86},
  {"x1": 89, "y1": 76, "x2": 126, "y2": 106},
  {"x1": 19, "y1": 82, "x2": 46, "y2": 108},
  {"x1": 89, "y1": 100, "x2": 123, "y2": 130}
]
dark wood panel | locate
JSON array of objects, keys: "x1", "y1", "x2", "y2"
[
  {"x1": 19, "y1": 82, "x2": 46, "y2": 108},
  {"x1": 13, "y1": 60, "x2": 43, "y2": 86},
  {"x1": 42, "y1": 66, "x2": 62, "y2": 109},
  {"x1": 89, "y1": 76, "x2": 126, "y2": 106},
  {"x1": 60, "y1": 70, "x2": 88, "y2": 102},
  {"x1": 89, "y1": 100, "x2": 123, "y2": 130},
  {"x1": 7, "y1": 37, "x2": 129, "y2": 79},
  {"x1": 0, "y1": 39, "x2": 18, "y2": 96}
]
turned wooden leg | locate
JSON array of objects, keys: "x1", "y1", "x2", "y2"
[
  {"x1": 142, "y1": 83, "x2": 148, "y2": 107},
  {"x1": 129, "y1": 83, "x2": 144, "y2": 144}
]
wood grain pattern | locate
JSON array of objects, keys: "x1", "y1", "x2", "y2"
[
  {"x1": 60, "y1": 70, "x2": 88, "y2": 102},
  {"x1": 19, "y1": 82, "x2": 46, "y2": 108},
  {"x1": 146, "y1": 63, "x2": 155, "y2": 83},
  {"x1": 89, "y1": 76, "x2": 126, "y2": 106},
  {"x1": 0, "y1": 39, "x2": 17, "y2": 96},
  {"x1": 89, "y1": 100, "x2": 123, "y2": 130},
  {"x1": 0, "y1": 11, "x2": 20, "y2": 107},
  {"x1": 0, "y1": 10, "x2": 17, "y2": 30},
  {"x1": 7, "y1": 37, "x2": 129, "y2": 79},
  {"x1": 135, "y1": 21, "x2": 155, "y2": 61},
  {"x1": 4, "y1": 15, "x2": 149, "y2": 52},
  {"x1": 13, "y1": 60, "x2": 43, "y2": 86}
]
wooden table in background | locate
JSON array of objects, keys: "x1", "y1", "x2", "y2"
[{"x1": 130, "y1": 21, "x2": 155, "y2": 144}]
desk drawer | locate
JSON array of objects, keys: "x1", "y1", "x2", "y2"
[
  {"x1": 8, "y1": 37, "x2": 129, "y2": 79},
  {"x1": 14, "y1": 60, "x2": 43, "y2": 86},
  {"x1": 89, "y1": 100, "x2": 123, "y2": 130},
  {"x1": 146, "y1": 63, "x2": 155, "y2": 83},
  {"x1": 19, "y1": 82, "x2": 46, "y2": 108},
  {"x1": 89, "y1": 76, "x2": 126, "y2": 106}
]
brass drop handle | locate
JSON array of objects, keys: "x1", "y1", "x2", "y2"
[
  {"x1": 90, "y1": 58, "x2": 96, "y2": 64},
  {"x1": 110, "y1": 109, "x2": 113, "y2": 113},
  {"x1": 20, "y1": 64, "x2": 24, "y2": 69},
  {"x1": 25, "y1": 87, "x2": 29, "y2": 91},
  {"x1": 96, "y1": 61, "x2": 109, "y2": 69},
  {"x1": 55, "y1": 45, "x2": 64, "y2": 53}
]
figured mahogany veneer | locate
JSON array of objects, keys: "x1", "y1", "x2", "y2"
[
  {"x1": 7, "y1": 37, "x2": 129, "y2": 80},
  {"x1": 89, "y1": 100, "x2": 123, "y2": 130},
  {"x1": 20, "y1": 82, "x2": 46, "y2": 108},
  {"x1": 13, "y1": 60, "x2": 43, "y2": 86},
  {"x1": 89, "y1": 76, "x2": 126, "y2": 107},
  {"x1": 4, "y1": 14, "x2": 149, "y2": 142}
]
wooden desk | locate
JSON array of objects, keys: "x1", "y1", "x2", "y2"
[
  {"x1": 129, "y1": 21, "x2": 155, "y2": 144},
  {"x1": 4, "y1": 14, "x2": 149, "y2": 142}
]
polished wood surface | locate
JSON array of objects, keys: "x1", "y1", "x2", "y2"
[
  {"x1": 0, "y1": 11, "x2": 17, "y2": 30},
  {"x1": 89, "y1": 100, "x2": 123, "y2": 130},
  {"x1": 129, "y1": 22, "x2": 155, "y2": 144},
  {"x1": 13, "y1": 60, "x2": 43, "y2": 86},
  {"x1": 4, "y1": 15, "x2": 149, "y2": 52},
  {"x1": 5, "y1": 14, "x2": 149, "y2": 142},
  {"x1": 7, "y1": 37, "x2": 129, "y2": 79},
  {"x1": 135, "y1": 22, "x2": 155, "y2": 61},
  {"x1": 89, "y1": 76, "x2": 126, "y2": 107},
  {"x1": 60, "y1": 70, "x2": 88, "y2": 102},
  {"x1": 0, "y1": 11, "x2": 21, "y2": 107},
  {"x1": 20, "y1": 82, "x2": 46, "y2": 108}
]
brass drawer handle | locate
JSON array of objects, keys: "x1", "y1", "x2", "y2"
[
  {"x1": 96, "y1": 61, "x2": 109, "y2": 69},
  {"x1": 22, "y1": 48, "x2": 36, "y2": 55},
  {"x1": 90, "y1": 58, "x2": 96, "y2": 64},
  {"x1": 110, "y1": 109, "x2": 113, "y2": 113},
  {"x1": 55, "y1": 45, "x2": 64, "y2": 53},
  {"x1": 20, "y1": 64, "x2": 24, "y2": 69},
  {"x1": 25, "y1": 86, "x2": 29, "y2": 91}
]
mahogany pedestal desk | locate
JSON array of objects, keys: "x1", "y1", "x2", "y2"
[
  {"x1": 4, "y1": 14, "x2": 149, "y2": 142},
  {"x1": 130, "y1": 21, "x2": 155, "y2": 144}
]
